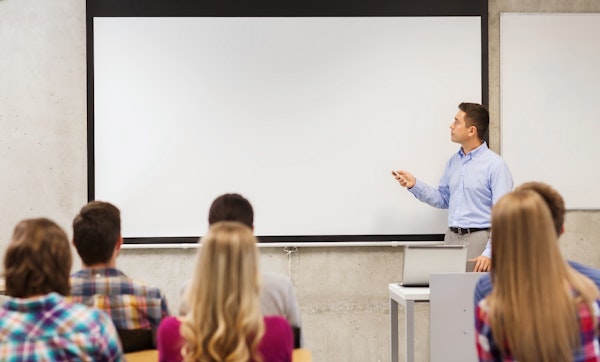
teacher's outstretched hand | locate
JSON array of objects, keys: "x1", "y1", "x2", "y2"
[{"x1": 392, "y1": 170, "x2": 416, "y2": 189}]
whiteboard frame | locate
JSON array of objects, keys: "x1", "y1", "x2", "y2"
[
  {"x1": 87, "y1": 0, "x2": 489, "y2": 243},
  {"x1": 500, "y1": 13, "x2": 600, "y2": 210}
]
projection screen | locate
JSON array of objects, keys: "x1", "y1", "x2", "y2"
[{"x1": 88, "y1": 1, "x2": 487, "y2": 242}]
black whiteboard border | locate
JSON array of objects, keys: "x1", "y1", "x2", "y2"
[
  {"x1": 124, "y1": 234, "x2": 445, "y2": 245},
  {"x1": 86, "y1": 0, "x2": 488, "y2": 244}
]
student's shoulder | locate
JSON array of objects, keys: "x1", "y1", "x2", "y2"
[
  {"x1": 475, "y1": 273, "x2": 491, "y2": 288},
  {"x1": 119, "y1": 273, "x2": 167, "y2": 298},
  {"x1": 157, "y1": 316, "x2": 181, "y2": 334},
  {"x1": 264, "y1": 314, "x2": 290, "y2": 325},
  {"x1": 262, "y1": 271, "x2": 294, "y2": 288},
  {"x1": 264, "y1": 315, "x2": 292, "y2": 335},
  {"x1": 569, "y1": 260, "x2": 600, "y2": 284},
  {"x1": 61, "y1": 299, "x2": 115, "y2": 331},
  {"x1": 262, "y1": 272, "x2": 296, "y2": 297},
  {"x1": 473, "y1": 273, "x2": 492, "y2": 304}
]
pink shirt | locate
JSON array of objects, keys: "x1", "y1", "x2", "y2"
[{"x1": 157, "y1": 315, "x2": 293, "y2": 362}]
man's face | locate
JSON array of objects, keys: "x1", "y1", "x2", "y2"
[{"x1": 449, "y1": 110, "x2": 472, "y2": 144}]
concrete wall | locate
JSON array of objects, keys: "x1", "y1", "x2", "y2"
[{"x1": 1, "y1": 0, "x2": 599, "y2": 361}]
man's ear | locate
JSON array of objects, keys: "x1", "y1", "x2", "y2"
[
  {"x1": 116, "y1": 235, "x2": 123, "y2": 251},
  {"x1": 113, "y1": 235, "x2": 123, "y2": 259},
  {"x1": 559, "y1": 225, "x2": 565, "y2": 236},
  {"x1": 468, "y1": 125, "x2": 478, "y2": 137}
]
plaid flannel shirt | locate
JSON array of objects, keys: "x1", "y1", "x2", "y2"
[
  {"x1": 0, "y1": 292, "x2": 123, "y2": 361},
  {"x1": 67, "y1": 268, "x2": 169, "y2": 331},
  {"x1": 476, "y1": 297, "x2": 600, "y2": 362}
]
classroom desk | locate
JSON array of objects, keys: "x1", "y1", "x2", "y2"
[{"x1": 389, "y1": 283, "x2": 430, "y2": 362}]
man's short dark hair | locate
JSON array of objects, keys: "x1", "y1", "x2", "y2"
[
  {"x1": 515, "y1": 182, "x2": 565, "y2": 235},
  {"x1": 208, "y1": 193, "x2": 254, "y2": 228},
  {"x1": 4, "y1": 218, "x2": 72, "y2": 298},
  {"x1": 459, "y1": 102, "x2": 489, "y2": 141},
  {"x1": 72, "y1": 201, "x2": 121, "y2": 265}
]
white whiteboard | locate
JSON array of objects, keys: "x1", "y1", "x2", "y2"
[
  {"x1": 501, "y1": 13, "x2": 600, "y2": 209},
  {"x1": 93, "y1": 17, "x2": 482, "y2": 238}
]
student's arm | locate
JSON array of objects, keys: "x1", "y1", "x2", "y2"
[
  {"x1": 283, "y1": 280, "x2": 303, "y2": 347},
  {"x1": 93, "y1": 310, "x2": 124, "y2": 361},
  {"x1": 474, "y1": 303, "x2": 496, "y2": 362},
  {"x1": 156, "y1": 317, "x2": 184, "y2": 362},
  {"x1": 473, "y1": 275, "x2": 492, "y2": 306}
]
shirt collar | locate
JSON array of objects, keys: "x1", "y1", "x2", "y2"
[
  {"x1": 72, "y1": 267, "x2": 126, "y2": 279},
  {"x1": 3, "y1": 292, "x2": 63, "y2": 313},
  {"x1": 458, "y1": 141, "x2": 488, "y2": 158}
]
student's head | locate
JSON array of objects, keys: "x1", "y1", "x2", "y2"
[
  {"x1": 182, "y1": 221, "x2": 264, "y2": 361},
  {"x1": 72, "y1": 201, "x2": 121, "y2": 266},
  {"x1": 491, "y1": 189, "x2": 560, "y2": 275},
  {"x1": 4, "y1": 218, "x2": 72, "y2": 298},
  {"x1": 515, "y1": 181, "x2": 565, "y2": 235},
  {"x1": 208, "y1": 193, "x2": 254, "y2": 229},
  {"x1": 458, "y1": 102, "x2": 489, "y2": 141}
]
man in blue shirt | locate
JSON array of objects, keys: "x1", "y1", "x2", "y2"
[
  {"x1": 392, "y1": 102, "x2": 513, "y2": 271},
  {"x1": 473, "y1": 181, "x2": 600, "y2": 305}
]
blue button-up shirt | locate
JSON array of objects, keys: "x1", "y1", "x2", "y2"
[{"x1": 408, "y1": 142, "x2": 513, "y2": 228}]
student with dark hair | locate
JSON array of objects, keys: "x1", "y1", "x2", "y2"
[
  {"x1": 68, "y1": 201, "x2": 169, "y2": 337},
  {"x1": 179, "y1": 193, "x2": 302, "y2": 344},
  {"x1": 208, "y1": 193, "x2": 254, "y2": 227},
  {"x1": 474, "y1": 190, "x2": 600, "y2": 362},
  {"x1": 392, "y1": 102, "x2": 513, "y2": 271},
  {"x1": 0, "y1": 218, "x2": 122, "y2": 360}
]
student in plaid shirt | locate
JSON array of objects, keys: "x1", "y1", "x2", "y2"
[
  {"x1": 67, "y1": 201, "x2": 169, "y2": 335},
  {"x1": 0, "y1": 218, "x2": 123, "y2": 361}
]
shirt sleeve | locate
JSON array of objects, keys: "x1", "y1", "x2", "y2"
[
  {"x1": 148, "y1": 287, "x2": 171, "y2": 330},
  {"x1": 473, "y1": 276, "x2": 492, "y2": 308},
  {"x1": 490, "y1": 161, "x2": 514, "y2": 204},
  {"x1": 408, "y1": 178, "x2": 451, "y2": 209},
  {"x1": 157, "y1": 317, "x2": 184, "y2": 362},
  {"x1": 94, "y1": 310, "x2": 124, "y2": 362},
  {"x1": 475, "y1": 303, "x2": 495, "y2": 362},
  {"x1": 267, "y1": 317, "x2": 294, "y2": 362},
  {"x1": 283, "y1": 280, "x2": 303, "y2": 347},
  {"x1": 160, "y1": 293, "x2": 170, "y2": 318},
  {"x1": 481, "y1": 238, "x2": 492, "y2": 259}
]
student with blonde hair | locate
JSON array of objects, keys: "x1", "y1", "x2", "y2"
[
  {"x1": 475, "y1": 190, "x2": 600, "y2": 362},
  {"x1": 157, "y1": 221, "x2": 293, "y2": 362},
  {"x1": 473, "y1": 181, "x2": 600, "y2": 300}
]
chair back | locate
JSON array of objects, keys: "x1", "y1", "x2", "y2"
[
  {"x1": 117, "y1": 328, "x2": 154, "y2": 353},
  {"x1": 292, "y1": 325, "x2": 301, "y2": 349}
]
